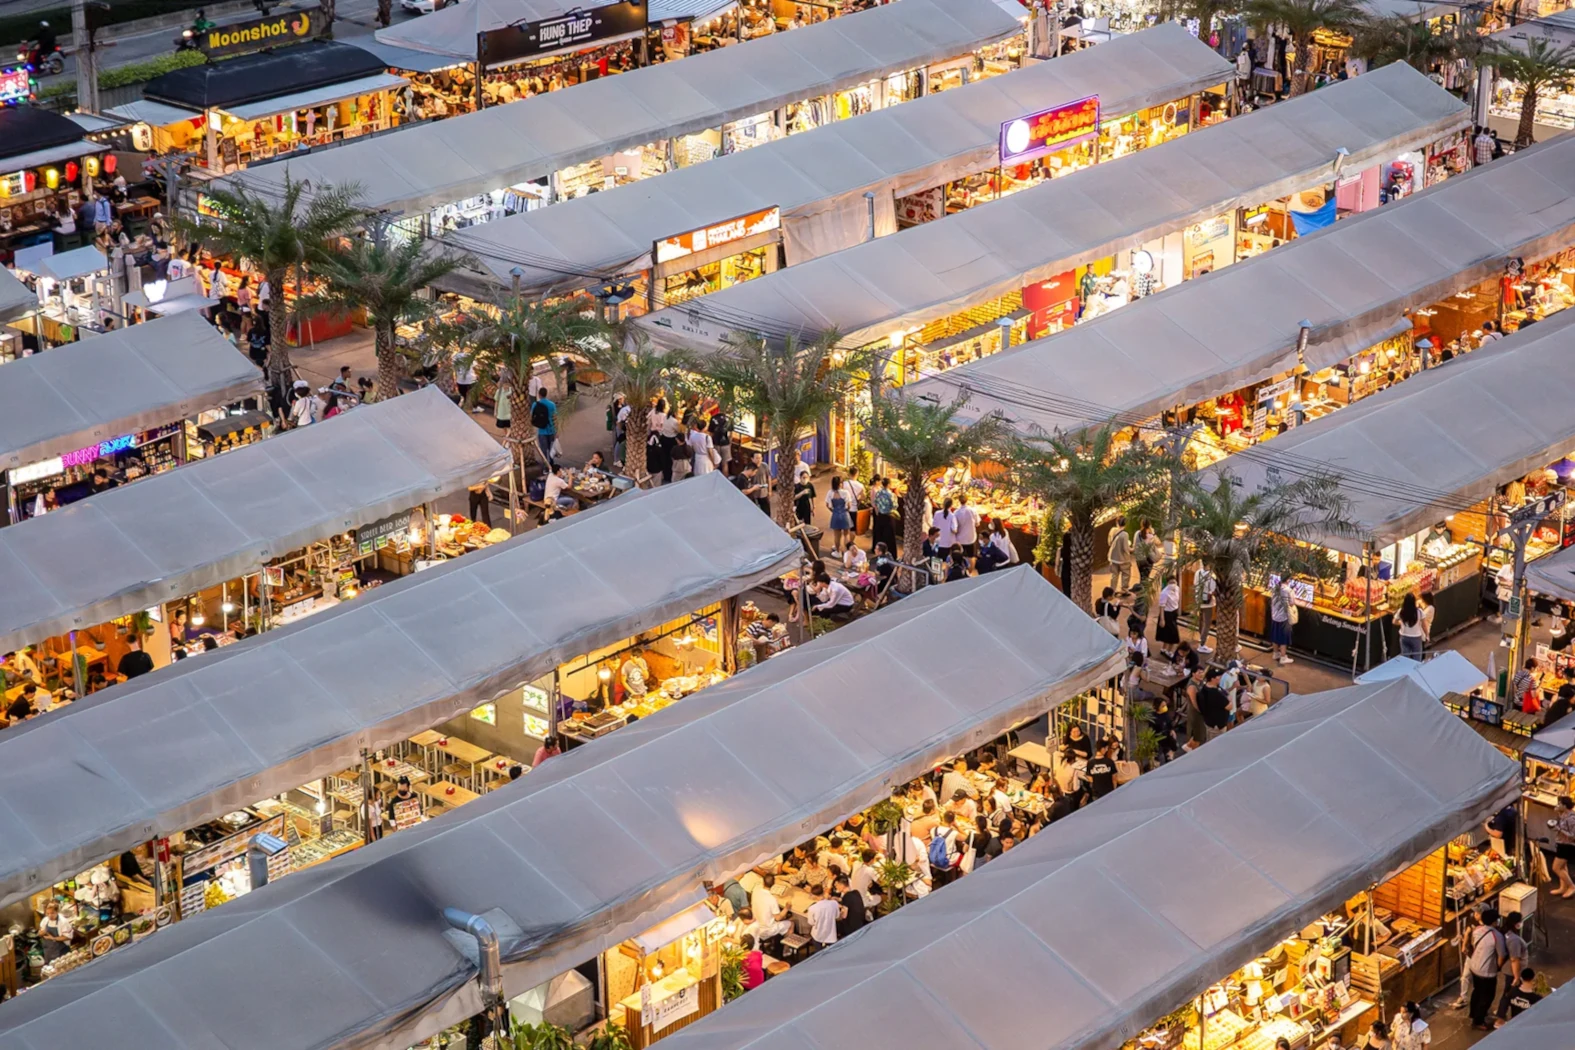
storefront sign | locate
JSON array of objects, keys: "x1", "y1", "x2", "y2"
[
  {"x1": 355, "y1": 508, "x2": 414, "y2": 552},
  {"x1": 647, "y1": 981, "x2": 701, "y2": 1029},
  {"x1": 0, "y1": 67, "x2": 34, "y2": 107},
  {"x1": 999, "y1": 95, "x2": 1100, "y2": 165},
  {"x1": 201, "y1": 10, "x2": 316, "y2": 58},
  {"x1": 654, "y1": 206, "x2": 780, "y2": 265},
  {"x1": 7, "y1": 434, "x2": 136, "y2": 485},
  {"x1": 1509, "y1": 490, "x2": 1565, "y2": 528},
  {"x1": 481, "y1": 0, "x2": 648, "y2": 66},
  {"x1": 1255, "y1": 377, "x2": 1295, "y2": 405}
]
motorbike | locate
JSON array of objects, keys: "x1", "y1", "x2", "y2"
[{"x1": 17, "y1": 42, "x2": 64, "y2": 76}]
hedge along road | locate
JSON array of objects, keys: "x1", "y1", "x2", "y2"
[{"x1": 29, "y1": 0, "x2": 401, "y2": 85}]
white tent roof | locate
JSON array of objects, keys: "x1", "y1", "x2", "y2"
[
  {"x1": 650, "y1": 678, "x2": 1518, "y2": 1050},
  {"x1": 1489, "y1": 8, "x2": 1575, "y2": 50},
  {"x1": 1468, "y1": 981, "x2": 1575, "y2": 1050},
  {"x1": 32, "y1": 245, "x2": 107, "y2": 282},
  {"x1": 906, "y1": 132, "x2": 1575, "y2": 439},
  {"x1": 649, "y1": 0, "x2": 736, "y2": 21},
  {"x1": 1222, "y1": 308, "x2": 1575, "y2": 555},
  {"x1": 447, "y1": 24, "x2": 1236, "y2": 299},
  {"x1": 632, "y1": 63, "x2": 1465, "y2": 351},
  {"x1": 1526, "y1": 538, "x2": 1575, "y2": 603},
  {"x1": 220, "y1": 0, "x2": 1022, "y2": 217},
  {"x1": 0, "y1": 568, "x2": 1125, "y2": 1050},
  {"x1": 222, "y1": 72, "x2": 409, "y2": 120},
  {"x1": 0, "y1": 386, "x2": 510, "y2": 654},
  {"x1": 0, "y1": 472, "x2": 801, "y2": 912},
  {"x1": 1356, "y1": 651, "x2": 1490, "y2": 699},
  {"x1": 0, "y1": 311, "x2": 263, "y2": 472},
  {"x1": 0, "y1": 263, "x2": 33, "y2": 323},
  {"x1": 375, "y1": 0, "x2": 615, "y2": 60}
]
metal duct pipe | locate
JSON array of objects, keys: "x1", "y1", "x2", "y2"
[{"x1": 444, "y1": 908, "x2": 508, "y2": 1042}]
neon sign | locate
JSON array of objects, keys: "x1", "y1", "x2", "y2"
[
  {"x1": 7, "y1": 434, "x2": 135, "y2": 485},
  {"x1": 0, "y1": 67, "x2": 33, "y2": 107},
  {"x1": 999, "y1": 95, "x2": 1101, "y2": 165}
]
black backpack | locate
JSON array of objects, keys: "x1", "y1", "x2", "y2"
[{"x1": 530, "y1": 400, "x2": 551, "y2": 429}]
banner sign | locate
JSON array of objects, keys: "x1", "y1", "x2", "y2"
[
  {"x1": 655, "y1": 206, "x2": 780, "y2": 265},
  {"x1": 481, "y1": 0, "x2": 648, "y2": 66},
  {"x1": 200, "y1": 10, "x2": 317, "y2": 58},
  {"x1": 355, "y1": 508, "x2": 414, "y2": 552},
  {"x1": 0, "y1": 66, "x2": 34, "y2": 107},
  {"x1": 999, "y1": 95, "x2": 1100, "y2": 165}
]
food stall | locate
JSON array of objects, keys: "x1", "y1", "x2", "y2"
[
  {"x1": 113, "y1": 41, "x2": 406, "y2": 175},
  {"x1": 0, "y1": 108, "x2": 109, "y2": 257},
  {"x1": 7, "y1": 244, "x2": 112, "y2": 346}
]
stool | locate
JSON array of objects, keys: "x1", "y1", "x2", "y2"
[
  {"x1": 441, "y1": 763, "x2": 472, "y2": 789},
  {"x1": 778, "y1": 932, "x2": 813, "y2": 963}
]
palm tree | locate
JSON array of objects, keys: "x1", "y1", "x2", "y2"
[
  {"x1": 1481, "y1": 36, "x2": 1575, "y2": 147},
  {"x1": 1242, "y1": 0, "x2": 1366, "y2": 95},
  {"x1": 180, "y1": 172, "x2": 364, "y2": 394},
  {"x1": 299, "y1": 237, "x2": 471, "y2": 401},
  {"x1": 860, "y1": 391, "x2": 1012, "y2": 558},
  {"x1": 575, "y1": 328, "x2": 692, "y2": 472},
  {"x1": 462, "y1": 297, "x2": 611, "y2": 465},
  {"x1": 693, "y1": 330, "x2": 868, "y2": 527},
  {"x1": 1168, "y1": 467, "x2": 1357, "y2": 662},
  {"x1": 1012, "y1": 423, "x2": 1175, "y2": 615},
  {"x1": 1350, "y1": 12, "x2": 1477, "y2": 74}
]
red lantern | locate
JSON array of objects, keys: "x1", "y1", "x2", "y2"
[
  {"x1": 22, "y1": 170, "x2": 35, "y2": 193},
  {"x1": 64, "y1": 161, "x2": 78, "y2": 182},
  {"x1": 103, "y1": 154, "x2": 117, "y2": 175}
]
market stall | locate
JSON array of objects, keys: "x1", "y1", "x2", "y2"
[
  {"x1": 1486, "y1": 15, "x2": 1575, "y2": 144},
  {"x1": 635, "y1": 62, "x2": 1466, "y2": 376},
  {"x1": 907, "y1": 133, "x2": 1575, "y2": 449},
  {"x1": 0, "y1": 567, "x2": 1123, "y2": 1049},
  {"x1": 7, "y1": 244, "x2": 112, "y2": 345},
  {"x1": 112, "y1": 41, "x2": 406, "y2": 174},
  {"x1": 0, "y1": 386, "x2": 509, "y2": 660},
  {"x1": 0, "y1": 107, "x2": 110, "y2": 256},
  {"x1": 0, "y1": 260, "x2": 34, "y2": 357},
  {"x1": 452, "y1": 24, "x2": 1234, "y2": 305},
  {"x1": 214, "y1": 0, "x2": 1022, "y2": 239},
  {"x1": 0, "y1": 311, "x2": 261, "y2": 524},
  {"x1": 645, "y1": 677, "x2": 1519, "y2": 1050},
  {"x1": 1221, "y1": 309, "x2": 1575, "y2": 668}
]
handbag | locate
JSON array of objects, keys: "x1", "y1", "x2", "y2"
[{"x1": 1288, "y1": 604, "x2": 1300, "y2": 626}]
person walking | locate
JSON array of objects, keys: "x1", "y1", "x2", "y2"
[
  {"x1": 1397, "y1": 593, "x2": 1425, "y2": 657},
  {"x1": 1391, "y1": 1003, "x2": 1430, "y2": 1050},
  {"x1": 1194, "y1": 564, "x2": 1217, "y2": 653},
  {"x1": 1551, "y1": 795, "x2": 1575, "y2": 898},
  {"x1": 932, "y1": 499, "x2": 958, "y2": 561},
  {"x1": 1134, "y1": 520, "x2": 1159, "y2": 589},
  {"x1": 686, "y1": 420, "x2": 718, "y2": 477},
  {"x1": 1270, "y1": 578, "x2": 1295, "y2": 665},
  {"x1": 825, "y1": 476, "x2": 855, "y2": 554},
  {"x1": 1464, "y1": 909, "x2": 1507, "y2": 1030},
  {"x1": 1108, "y1": 517, "x2": 1133, "y2": 595},
  {"x1": 872, "y1": 477, "x2": 898, "y2": 555},
  {"x1": 1494, "y1": 912, "x2": 1528, "y2": 1024},
  {"x1": 954, "y1": 495, "x2": 980, "y2": 558},
  {"x1": 530, "y1": 392, "x2": 559, "y2": 468},
  {"x1": 1155, "y1": 575, "x2": 1182, "y2": 659}
]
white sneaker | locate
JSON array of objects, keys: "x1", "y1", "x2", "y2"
[
  {"x1": 1279, "y1": 656, "x2": 1295, "y2": 665},
  {"x1": 1198, "y1": 645, "x2": 1213, "y2": 654}
]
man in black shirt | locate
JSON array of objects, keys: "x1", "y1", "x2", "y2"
[
  {"x1": 1504, "y1": 968, "x2": 1541, "y2": 1018},
  {"x1": 1547, "y1": 667, "x2": 1575, "y2": 724},
  {"x1": 834, "y1": 874, "x2": 867, "y2": 938},
  {"x1": 1198, "y1": 668, "x2": 1233, "y2": 740},
  {"x1": 1085, "y1": 741, "x2": 1118, "y2": 800},
  {"x1": 1485, "y1": 803, "x2": 1518, "y2": 857},
  {"x1": 116, "y1": 636, "x2": 155, "y2": 680},
  {"x1": 730, "y1": 463, "x2": 767, "y2": 513}
]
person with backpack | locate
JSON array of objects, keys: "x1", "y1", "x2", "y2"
[
  {"x1": 928, "y1": 813, "x2": 962, "y2": 887},
  {"x1": 707, "y1": 407, "x2": 733, "y2": 475},
  {"x1": 1194, "y1": 564, "x2": 1217, "y2": 653},
  {"x1": 1465, "y1": 908, "x2": 1507, "y2": 1030},
  {"x1": 530, "y1": 394, "x2": 558, "y2": 467}
]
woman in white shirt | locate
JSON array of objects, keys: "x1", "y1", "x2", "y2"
[
  {"x1": 843, "y1": 545, "x2": 867, "y2": 574},
  {"x1": 1154, "y1": 575, "x2": 1182, "y2": 659},
  {"x1": 686, "y1": 424, "x2": 717, "y2": 477}
]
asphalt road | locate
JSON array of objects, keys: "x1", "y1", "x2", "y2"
[{"x1": 36, "y1": 0, "x2": 424, "y2": 82}]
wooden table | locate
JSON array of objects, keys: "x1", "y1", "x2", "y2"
[
  {"x1": 417, "y1": 780, "x2": 479, "y2": 808},
  {"x1": 432, "y1": 736, "x2": 493, "y2": 788},
  {"x1": 1008, "y1": 742, "x2": 1054, "y2": 770},
  {"x1": 409, "y1": 730, "x2": 444, "y2": 748}
]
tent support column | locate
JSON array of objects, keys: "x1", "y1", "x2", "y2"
[
  {"x1": 1360, "y1": 540, "x2": 1374, "y2": 675},
  {"x1": 68, "y1": 629, "x2": 85, "y2": 699},
  {"x1": 721, "y1": 596, "x2": 740, "y2": 673},
  {"x1": 424, "y1": 502, "x2": 438, "y2": 561},
  {"x1": 507, "y1": 468, "x2": 519, "y2": 536}
]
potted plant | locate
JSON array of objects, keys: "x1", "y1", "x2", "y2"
[
  {"x1": 876, "y1": 860, "x2": 915, "y2": 915},
  {"x1": 720, "y1": 942, "x2": 747, "y2": 1002},
  {"x1": 867, "y1": 797, "x2": 905, "y2": 855}
]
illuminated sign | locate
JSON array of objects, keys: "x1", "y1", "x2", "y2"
[
  {"x1": 7, "y1": 434, "x2": 134, "y2": 485},
  {"x1": 201, "y1": 11, "x2": 315, "y2": 57},
  {"x1": 0, "y1": 66, "x2": 34, "y2": 107},
  {"x1": 481, "y1": 0, "x2": 648, "y2": 66},
  {"x1": 999, "y1": 95, "x2": 1100, "y2": 165},
  {"x1": 654, "y1": 206, "x2": 781, "y2": 265}
]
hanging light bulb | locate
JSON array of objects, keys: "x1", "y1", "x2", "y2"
[
  {"x1": 189, "y1": 608, "x2": 206, "y2": 626},
  {"x1": 220, "y1": 601, "x2": 236, "y2": 613}
]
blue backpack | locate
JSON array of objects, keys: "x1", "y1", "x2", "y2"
[{"x1": 928, "y1": 830, "x2": 951, "y2": 870}]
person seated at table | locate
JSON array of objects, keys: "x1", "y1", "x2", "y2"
[
  {"x1": 938, "y1": 757, "x2": 977, "y2": 804},
  {"x1": 86, "y1": 670, "x2": 109, "y2": 694},
  {"x1": 842, "y1": 544, "x2": 867, "y2": 574},
  {"x1": 1045, "y1": 781, "x2": 1078, "y2": 823},
  {"x1": 747, "y1": 874, "x2": 792, "y2": 943},
  {"x1": 1060, "y1": 723, "x2": 1093, "y2": 764},
  {"x1": 905, "y1": 777, "x2": 937, "y2": 807},
  {"x1": 910, "y1": 798, "x2": 940, "y2": 843},
  {"x1": 739, "y1": 935, "x2": 766, "y2": 989},
  {"x1": 585, "y1": 450, "x2": 606, "y2": 473},
  {"x1": 1171, "y1": 640, "x2": 1200, "y2": 676},
  {"x1": 944, "y1": 787, "x2": 977, "y2": 824},
  {"x1": 811, "y1": 573, "x2": 856, "y2": 620},
  {"x1": 19, "y1": 682, "x2": 51, "y2": 714},
  {"x1": 542, "y1": 465, "x2": 578, "y2": 520}
]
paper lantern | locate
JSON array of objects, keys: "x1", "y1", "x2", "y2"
[
  {"x1": 84, "y1": 156, "x2": 99, "y2": 177},
  {"x1": 23, "y1": 170, "x2": 36, "y2": 192},
  {"x1": 64, "y1": 161, "x2": 78, "y2": 182},
  {"x1": 43, "y1": 167, "x2": 58, "y2": 189},
  {"x1": 102, "y1": 154, "x2": 116, "y2": 174}
]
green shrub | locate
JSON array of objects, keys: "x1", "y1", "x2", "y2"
[{"x1": 34, "y1": 49, "x2": 207, "y2": 105}]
